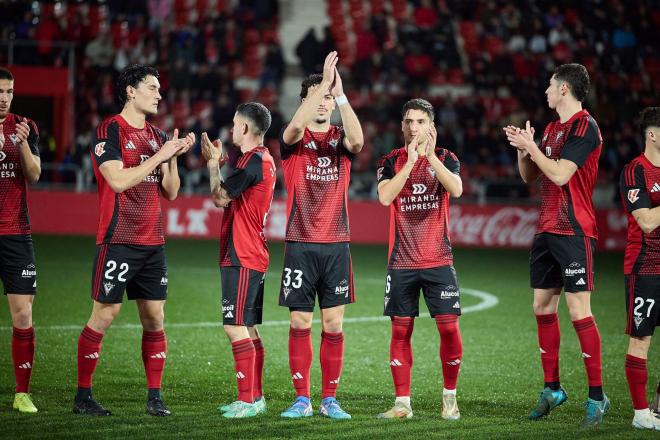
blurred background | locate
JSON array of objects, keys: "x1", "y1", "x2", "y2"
[{"x1": 1, "y1": 0, "x2": 659, "y2": 248}]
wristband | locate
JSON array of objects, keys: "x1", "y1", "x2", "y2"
[{"x1": 335, "y1": 94, "x2": 348, "y2": 106}]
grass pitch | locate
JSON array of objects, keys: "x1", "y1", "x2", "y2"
[{"x1": 0, "y1": 235, "x2": 657, "y2": 439}]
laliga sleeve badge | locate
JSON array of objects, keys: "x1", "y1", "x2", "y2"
[
  {"x1": 95, "y1": 142, "x2": 106, "y2": 157},
  {"x1": 627, "y1": 189, "x2": 639, "y2": 204}
]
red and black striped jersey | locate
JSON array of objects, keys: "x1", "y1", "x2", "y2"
[
  {"x1": 280, "y1": 125, "x2": 353, "y2": 243},
  {"x1": 0, "y1": 113, "x2": 39, "y2": 235},
  {"x1": 91, "y1": 115, "x2": 167, "y2": 246},
  {"x1": 377, "y1": 147, "x2": 460, "y2": 269},
  {"x1": 619, "y1": 153, "x2": 660, "y2": 275},
  {"x1": 220, "y1": 146, "x2": 276, "y2": 272},
  {"x1": 537, "y1": 109, "x2": 602, "y2": 238}
]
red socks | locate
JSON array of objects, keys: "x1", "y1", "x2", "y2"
[
  {"x1": 390, "y1": 317, "x2": 414, "y2": 396},
  {"x1": 535, "y1": 313, "x2": 561, "y2": 383},
  {"x1": 320, "y1": 331, "x2": 344, "y2": 398},
  {"x1": 252, "y1": 338, "x2": 265, "y2": 399},
  {"x1": 231, "y1": 338, "x2": 255, "y2": 403},
  {"x1": 12, "y1": 327, "x2": 35, "y2": 393},
  {"x1": 289, "y1": 327, "x2": 312, "y2": 397},
  {"x1": 142, "y1": 330, "x2": 167, "y2": 390},
  {"x1": 77, "y1": 325, "x2": 103, "y2": 388},
  {"x1": 435, "y1": 315, "x2": 462, "y2": 390},
  {"x1": 625, "y1": 355, "x2": 648, "y2": 410},
  {"x1": 572, "y1": 316, "x2": 603, "y2": 387}
]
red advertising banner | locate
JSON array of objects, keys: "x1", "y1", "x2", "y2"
[{"x1": 27, "y1": 191, "x2": 627, "y2": 250}]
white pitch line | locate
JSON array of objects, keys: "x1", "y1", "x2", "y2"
[{"x1": 0, "y1": 288, "x2": 498, "y2": 331}]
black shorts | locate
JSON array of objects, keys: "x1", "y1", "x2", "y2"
[
  {"x1": 0, "y1": 235, "x2": 37, "y2": 295},
  {"x1": 530, "y1": 233, "x2": 595, "y2": 293},
  {"x1": 625, "y1": 274, "x2": 660, "y2": 337},
  {"x1": 384, "y1": 265, "x2": 461, "y2": 317},
  {"x1": 221, "y1": 266, "x2": 265, "y2": 326},
  {"x1": 278, "y1": 242, "x2": 355, "y2": 312},
  {"x1": 91, "y1": 244, "x2": 168, "y2": 304}
]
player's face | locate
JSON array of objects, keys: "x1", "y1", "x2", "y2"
[
  {"x1": 129, "y1": 75, "x2": 162, "y2": 116},
  {"x1": 0, "y1": 79, "x2": 14, "y2": 119},
  {"x1": 304, "y1": 84, "x2": 335, "y2": 123},
  {"x1": 401, "y1": 109, "x2": 431, "y2": 144},
  {"x1": 545, "y1": 75, "x2": 563, "y2": 110},
  {"x1": 231, "y1": 112, "x2": 248, "y2": 146}
]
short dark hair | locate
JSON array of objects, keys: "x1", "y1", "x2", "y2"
[
  {"x1": 0, "y1": 67, "x2": 14, "y2": 81},
  {"x1": 639, "y1": 107, "x2": 660, "y2": 137},
  {"x1": 117, "y1": 64, "x2": 159, "y2": 107},
  {"x1": 300, "y1": 74, "x2": 323, "y2": 100},
  {"x1": 401, "y1": 98, "x2": 435, "y2": 122},
  {"x1": 237, "y1": 102, "x2": 271, "y2": 136},
  {"x1": 553, "y1": 63, "x2": 589, "y2": 102}
]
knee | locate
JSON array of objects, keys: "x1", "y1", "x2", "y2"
[
  {"x1": 141, "y1": 311, "x2": 165, "y2": 332},
  {"x1": 89, "y1": 307, "x2": 120, "y2": 333},
  {"x1": 322, "y1": 316, "x2": 342, "y2": 333},
  {"x1": 567, "y1": 303, "x2": 591, "y2": 321},
  {"x1": 533, "y1": 301, "x2": 555, "y2": 315},
  {"x1": 290, "y1": 314, "x2": 313, "y2": 330},
  {"x1": 11, "y1": 303, "x2": 33, "y2": 328}
]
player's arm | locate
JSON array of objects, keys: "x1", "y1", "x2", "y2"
[
  {"x1": 282, "y1": 52, "x2": 338, "y2": 145},
  {"x1": 331, "y1": 68, "x2": 363, "y2": 154},
  {"x1": 506, "y1": 121, "x2": 577, "y2": 186},
  {"x1": 424, "y1": 125, "x2": 462, "y2": 197},
  {"x1": 620, "y1": 165, "x2": 660, "y2": 234},
  {"x1": 160, "y1": 131, "x2": 195, "y2": 200},
  {"x1": 377, "y1": 136, "x2": 420, "y2": 206},
  {"x1": 97, "y1": 127, "x2": 187, "y2": 193},
  {"x1": 14, "y1": 119, "x2": 41, "y2": 184}
]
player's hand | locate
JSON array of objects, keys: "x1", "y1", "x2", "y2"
[
  {"x1": 406, "y1": 134, "x2": 420, "y2": 165},
  {"x1": 331, "y1": 67, "x2": 344, "y2": 97},
  {"x1": 322, "y1": 51, "x2": 338, "y2": 87},
  {"x1": 201, "y1": 132, "x2": 228, "y2": 166},
  {"x1": 504, "y1": 121, "x2": 536, "y2": 152},
  {"x1": 175, "y1": 131, "x2": 196, "y2": 156},
  {"x1": 15, "y1": 120, "x2": 30, "y2": 145},
  {"x1": 0, "y1": 124, "x2": 4, "y2": 151},
  {"x1": 424, "y1": 124, "x2": 437, "y2": 158},
  {"x1": 159, "y1": 129, "x2": 187, "y2": 161}
]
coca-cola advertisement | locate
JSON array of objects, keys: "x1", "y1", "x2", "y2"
[{"x1": 27, "y1": 191, "x2": 628, "y2": 251}]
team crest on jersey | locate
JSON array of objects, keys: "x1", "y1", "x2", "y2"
[
  {"x1": 427, "y1": 166, "x2": 436, "y2": 177},
  {"x1": 556, "y1": 131, "x2": 563, "y2": 141},
  {"x1": 0, "y1": 151, "x2": 5, "y2": 161},
  {"x1": 103, "y1": 282, "x2": 114, "y2": 295},
  {"x1": 95, "y1": 142, "x2": 106, "y2": 156},
  {"x1": 10, "y1": 134, "x2": 18, "y2": 145},
  {"x1": 627, "y1": 189, "x2": 640, "y2": 203},
  {"x1": 329, "y1": 137, "x2": 339, "y2": 147},
  {"x1": 148, "y1": 139, "x2": 159, "y2": 152}
]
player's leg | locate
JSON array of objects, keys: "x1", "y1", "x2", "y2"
[
  {"x1": 248, "y1": 326, "x2": 266, "y2": 413},
  {"x1": 624, "y1": 274, "x2": 660, "y2": 430},
  {"x1": 130, "y1": 245, "x2": 170, "y2": 416},
  {"x1": 0, "y1": 235, "x2": 38, "y2": 413},
  {"x1": 422, "y1": 266, "x2": 462, "y2": 420},
  {"x1": 74, "y1": 300, "x2": 121, "y2": 416},
  {"x1": 279, "y1": 242, "x2": 317, "y2": 418},
  {"x1": 8, "y1": 294, "x2": 37, "y2": 413},
  {"x1": 316, "y1": 243, "x2": 355, "y2": 420},
  {"x1": 559, "y1": 236, "x2": 608, "y2": 427},
  {"x1": 378, "y1": 269, "x2": 420, "y2": 419},
  {"x1": 529, "y1": 234, "x2": 567, "y2": 419}
]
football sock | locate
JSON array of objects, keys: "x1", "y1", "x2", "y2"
[
  {"x1": 252, "y1": 338, "x2": 265, "y2": 399},
  {"x1": 12, "y1": 326, "x2": 35, "y2": 393},
  {"x1": 435, "y1": 314, "x2": 462, "y2": 391},
  {"x1": 231, "y1": 338, "x2": 255, "y2": 403},
  {"x1": 148, "y1": 388, "x2": 162, "y2": 400},
  {"x1": 390, "y1": 316, "x2": 414, "y2": 397},
  {"x1": 77, "y1": 325, "x2": 103, "y2": 391},
  {"x1": 625, "y1": 355, "x2": 648, "y2": 410},
  {"x1": 289, "y1": 327, "x2": 312, "y2": 398},
  {"x1": 142, "y1": 329, "x2": 167, "y2": 390},
  {"x1": 545, "y1": 381, "x2": 561, "y2": 391},
  {"x1": 320, "y1": 331, "x2": 344, "y2": 399},
  {"x1": 572, "y1": 317, "x2": 603, "y2": 399},
  {"x1": 535, "y1": 313, "x2": 561, "y2": 386}
]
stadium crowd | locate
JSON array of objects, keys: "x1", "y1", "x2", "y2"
[{"x1": 1, "y1": 0, "x2": 659, "y2": 203}]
